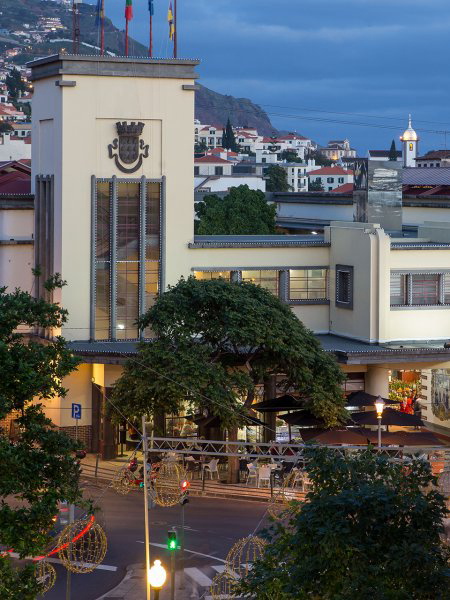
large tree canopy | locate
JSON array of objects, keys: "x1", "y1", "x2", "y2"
[
  {"x1": 112, "y1": 277, "x2": 346, "y2": 427},
  {"x1": 0, "y1": 278, "x2": 83, "y2": 599},
  {"x1": 195, "y1": 185, "x2": 276, "y2": 235},
  {"x1": 239, "y1": 447, "x2": 450, "y2": 600},
  {"x1": 265, "y1": 164, "x2": 291, "y2": 192}
]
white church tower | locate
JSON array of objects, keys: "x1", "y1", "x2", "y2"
[{"x1": 400, "y1": 114, "x2": 418, "y2": 167}]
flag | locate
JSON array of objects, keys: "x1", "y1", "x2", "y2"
[
  {"x1": 148, "y1": 0, "x2": 154, "y2": 16},
  {"x1": 95, "y1": 0, "x2": 103, "y2": 26},
  {"x1": 168, "y1": 2, "x2": 174, "y2": 40},
  {"x1": 125, "y1": 0, "x2": 133, "y2": 21}
]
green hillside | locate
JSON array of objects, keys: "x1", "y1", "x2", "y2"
[{"x1": 0, "y1": 0, "x2": 147, "y2": 62}]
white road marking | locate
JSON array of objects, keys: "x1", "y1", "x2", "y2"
[
  {"x1": 211, "y1": 564, "x2": 226, "y2": 574},
  {"x1": 184, "y1": 567, "x2": 213, "y2": 587},
  {"x1": 137, "y1": 541, "x2": 226, "y2": 563},
  {"x1": 8, "y1": 552, "x2": 117, "y2": 572}
]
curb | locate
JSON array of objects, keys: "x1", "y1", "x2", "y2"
[{"x1": 93, "y1": 564, "x2": 137, "y2": 600}]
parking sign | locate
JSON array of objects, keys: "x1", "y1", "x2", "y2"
[{"x1": 72, "y1": 403, "x2": 82, "y2": 420}]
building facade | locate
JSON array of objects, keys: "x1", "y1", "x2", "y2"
[{"x1": 2, "y1": 54, "x2": 450, "y2": 456}]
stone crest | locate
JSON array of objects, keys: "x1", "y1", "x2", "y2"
[{"x1": 108, "y1": 121, "x2": 149, "y2": 173}]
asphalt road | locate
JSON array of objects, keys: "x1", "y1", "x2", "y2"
[{"x1": 37, "y1": 479, "x2": 269, "y2": 600}]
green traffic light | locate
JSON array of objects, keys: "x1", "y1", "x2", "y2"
[
  {"x1": 169, "y1": 539, "x2": 176, "y2": 550},
  {"x1": 168, "y1": 530, "x2": 177, "y2": 551}
]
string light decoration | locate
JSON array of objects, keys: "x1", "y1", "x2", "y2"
[
  {"x1": 58, "y1": 516, "x2": 107, "y2": 573},
  {"x1": 112, "y1": 465, "x2": 136, "y2": 495},
  {"x1": 225, "y1": 535, "x2": 266, "y2": 579},
  {"x1": 210, "y1": 571, "x2": 239, "y2": 600},
  {"x1": 153, "y1": 462, "x2": 188, "y2": 508},
  {"x1": 35, "y1": 560, "x2": 56, "y2": 594},
  {"x1": 267, "y1": 470, "x2": 303, "y2": 520}
]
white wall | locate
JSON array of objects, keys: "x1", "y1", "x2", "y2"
[{"x1": 0, "y1": 133, "x2": 31, "y2": 161}]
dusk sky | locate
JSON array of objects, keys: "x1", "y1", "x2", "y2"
[{"x1": 91, "y1": 0, "x2": 450, "y2": 154}]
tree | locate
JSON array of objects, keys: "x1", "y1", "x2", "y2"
[
  {"x1": 306, "y1": 149, "x2": 333, "y2": 167},
  {"x1": 239, "y1": 447, "x2": 450, "y2": 600},
  {"x1": 194, "y1": 140, "x2": 208, "y2": 154},
  {"x1": 5, "y1": 68, "x2": 26, "y2": 101},
  {"x1": 265, "y1": 165, "x2": 291, "y2": 192},
  {"x1": 279, "y1": 149, "x2": 303, "y2": 163},
  {"x1": 0, "y1": 122, "x2": 13, "y2": 134},
  {"x1": 195, "y1": 185, "x2": 276, "y2": 235},
  {"x1": 111, "y1": 277, "x2": 347, "y2": 431},
  {"x1": 222, "y1": 117, "x2": 239, "y2": 152},
  {"x1": 389, "y1": 139, "x2": 398, "y2": 161},
  {"x1": 308, "y1": 178, "x2": 324, "y2": 191},
  {"x1": 0, "y1": 275, "x2": 83, "y2": 599}
]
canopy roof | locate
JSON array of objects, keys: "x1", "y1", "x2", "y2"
[
  {"x1": 252, "y1": 394, "x2": 304, "y2": 412},
  {"x1": 350, "y1": 407, "x2": 424, "y2": 427},
  {"x1": 346, "y1": 391, "x2": 400, "y2": 408}
]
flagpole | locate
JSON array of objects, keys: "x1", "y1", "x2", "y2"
[
  {"x1": 174, "y1": 0, "x2": 177, "y2": 58},
  {"x1": 101, "y1": 0, "x2": 105, "y2": 55},
  {"x1": 149, "y1": 13, "x2": 153, "y2": 57},
  {"x1": 125, "y1": 18, "x2": 129, "y2": 56}
]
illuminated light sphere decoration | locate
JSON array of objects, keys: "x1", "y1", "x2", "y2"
[
  {"x1": 153, "y1": 461, "x2": 188, "y2": 508},
  {"x1": 225, "y1": 535, "x2": 266, "y2": 579},
  {"x1": 267, "y1": 470, "x2": 302, "y2": 520},
  {"x1": 112, "y1": 465, "x2": 136, "y2": 495},
  {"x1": 58, "y1": 516, "x2": 107, "y2": 573},
  {"x1": 34, "y1": 560, "x2": 56, "y2": 594},
  {"x1": 210, "y1": 570, "x2": 239, "y2": 600}
]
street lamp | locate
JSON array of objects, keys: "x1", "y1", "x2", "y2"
[
  {"x1": 375, "y1": 396, "x2": 385, "y2": 449},
  {"x1": 148, "y1": 560, "x2": 167, "y2": 600}
]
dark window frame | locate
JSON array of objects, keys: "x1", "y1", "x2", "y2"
[{"x1": 336, "y1": 264, "x2": 354, "y2": 309}]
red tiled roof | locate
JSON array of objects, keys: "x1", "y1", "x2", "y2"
[
  {"x1": 208, "y1": 147, "x2": 225, "y2": 154},
  {"x1": 331, "y1": 183, "x2": 354, "y2": 193},
  {"x1": 308, "y1": 167, "x2": 353, "y2": 176},
  {"x1": 195, "y1": 155, "x2": 231, "y2": 164},
  {"x1": 0, "y1": 171, "x2": 31, "y2": 193}
]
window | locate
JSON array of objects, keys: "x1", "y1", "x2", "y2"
[
  {"x1": 194, "y1": 271, "x2": 231, "y2": 281},
  {"x1": 390, "y1": 272, "x2": 450, "y2": 307},
  {"x1": 328, "y1": 187, "x2": 333, "y2": 191},
  {"x1": 93, "y1": 179, "x2": 161, "y2": 341},
  {"x1": 262, "y1": 158, "x2": 266, "y2": 163},
  {"x1": 241, "y1": 270, "x2": 279, "y2": 296},
  {"x1": 411, "y1": 274, "x2": 439, "y2": 305},
  {"x1": 289, "y1": 269, "x2": 328, "y2": 301},
  {"x1": 338, "y1": 177, "x2": 344, "y2": 183},
  {"x1": 336, "y1": 265, "x2": 353, "y2": 309},
  {"x1": 194, "y1": 166, "x2": 199, "y2": 175},
  {"x1": 327, "y1": 177, "x2": 334, "y2": 183},
  {"x1": 215, "y1": 166, "x2": 223, "y2": 176},
  {"x1": 390, "y1": 273, "x2": 407, "y2": 306}
]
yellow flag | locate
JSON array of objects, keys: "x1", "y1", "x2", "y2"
[{"x1": 168, "y1": 2, "x2": 174, "y2": 40}]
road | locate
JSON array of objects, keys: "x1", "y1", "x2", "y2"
[{"x1": 37, "y1": 479, "x2": 269, "y2": 600}]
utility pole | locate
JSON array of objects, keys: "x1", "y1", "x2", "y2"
[
  {"x1": 65, "y1": 504, "x2": 75, "y2": 600},
  {"x1": 142, "y1": 416, "x2": 151, "y2": 600},
  {"x1": 174, "y1": 0, "x2": 177, "y2": 58}
]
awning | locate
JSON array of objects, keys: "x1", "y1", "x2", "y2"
[
  {"x1": 350, "y1": 407, "x2": 424, "y2": 427},
  {"x1": 346, "y1": 391, "x2": 400, "y2": 408},
  {"x1": 252, "y1": 394, "x2": 305, "y2": 412}
]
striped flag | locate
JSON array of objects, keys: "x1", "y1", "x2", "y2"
[
  {"x1": 168, "y1": 2, "x2": 174, "y2": 40},
  {"x1": 125, "y1": 0, "x2": 133, "y2": 21},
  {"x1": 148, "y1": 0, "x2": 154, "y2": 16}
]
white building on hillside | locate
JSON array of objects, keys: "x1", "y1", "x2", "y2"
[
  {"x1": 0, "y1": 132, "x2": 31, "y2": 161},
  {"x1": 320, "y1": 139, "x2": 356, "y2": 161},
  {"x1": 308, "y1": 166, "x2": 354, "y2": 191},
  {"x1": 194, "y1": 155, "x2": 233, "y2": 176}
]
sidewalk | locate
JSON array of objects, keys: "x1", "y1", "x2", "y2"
[{"x1": 95, "y1": 564, "x2": 201, "y2": 600}]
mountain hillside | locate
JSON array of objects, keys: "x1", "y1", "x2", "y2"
[
  {"x1": 0, "y1": 0, "x2": 147, "y2": 61},
  {"x1": 195, "y1": 84, "x2": 277, "y2": 135}
]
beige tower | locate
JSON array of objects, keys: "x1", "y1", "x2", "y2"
[{"x1": 30, "y1": 54, "x2": 199, "y2": 343}]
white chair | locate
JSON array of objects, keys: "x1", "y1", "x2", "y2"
[
  {"x1": 246, "y1": 463, "x2": 258, "y2": 486},
  {"x1": 302, "y1": 473, "x2": 313, "y2": 493},
  {"x1": 203, "y1": 459, "x2": 219, "y2": 480},
  {"x1": 291, "y1": 468, "x2": 304, "y2": 489},
  {"x1": 258, "y1": 466, "x2": 271, "y2": 488}
]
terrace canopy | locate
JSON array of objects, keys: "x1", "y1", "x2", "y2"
[{"x1": 350, "y1": 408, "x2": 424, "y2": 427}]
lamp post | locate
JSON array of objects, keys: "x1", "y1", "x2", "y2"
[
  {"x1": 148, "y1": 559, "x2": 167, "y2": 600},
  {"x1": 375, "y1": 396, "x2": 385, "y2": 449}
]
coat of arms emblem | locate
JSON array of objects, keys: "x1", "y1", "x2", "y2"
[{"x1": 108, "y1": 121, "x2": 149, "y2": 173}]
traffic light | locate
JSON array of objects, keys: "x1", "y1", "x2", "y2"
[
  {"x1": 180, "y1": 480, "x2": 190, "y2": 506},
  {"x1": 167, "y1": 529, "x2": 177, "y2": 551}
]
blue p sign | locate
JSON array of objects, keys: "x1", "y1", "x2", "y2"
[{"x1": 72, "y1": 403, "x2": 82, "y2": 420}]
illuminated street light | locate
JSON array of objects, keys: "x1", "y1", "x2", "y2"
[
  {"x1": 148, "y1": 560, "x2": 167, "y2": 600},
  {"x1": 375, "y1": 396, "x2": 385, "y2": 449}
]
